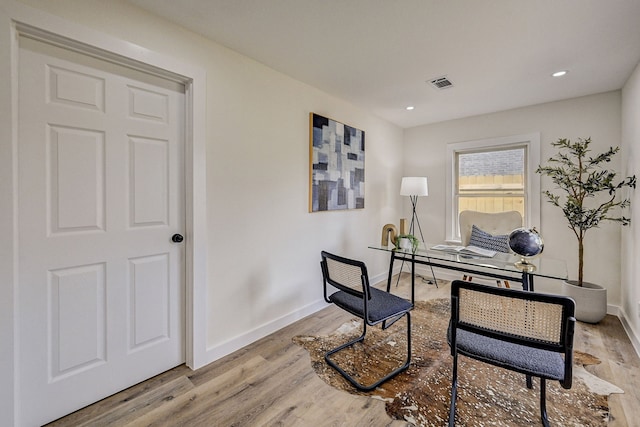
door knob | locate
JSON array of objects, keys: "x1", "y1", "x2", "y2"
[{"x1": 171, "y1": 233, "x2": 184, "y2": 243}]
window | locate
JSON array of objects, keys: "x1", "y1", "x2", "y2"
[
  {"x1": 445, "y1": 133, "x2": 540, "y2": 242},
  {"x1": 458, "y1": 148, "x2": 525, "y2": 215}
]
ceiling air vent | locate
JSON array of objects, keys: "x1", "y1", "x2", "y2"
[{"x1": 429, "y1": 76, "x2": 453, "y2": 90}]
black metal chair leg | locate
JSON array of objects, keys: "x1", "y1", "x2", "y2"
[
  {"x1": 540, "y1": 378, "x2": 550, "y2": 427},
  {"x1": 325, "y1": 314, "x2": 411, "y2": 391},
  {"x1": 321, "y1": 251, "x2": 413, "y2": 392},
  {"x1": 325, "y1": 323, "x2": 367, "y2": 363},
  {"x1": 449, "y1": 353, "x2": 458, "y2": 427}
]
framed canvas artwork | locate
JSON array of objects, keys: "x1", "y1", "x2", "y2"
[{"x1": 309, "y1": 113, "x2": 365, "y2": 212}]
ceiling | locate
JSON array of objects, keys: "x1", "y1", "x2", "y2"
[{"x1": 128, "y1": 0, "x2": 640, "y2": 129}]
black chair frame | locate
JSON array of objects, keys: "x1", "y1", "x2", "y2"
[
  {"x1": 449, "y1": 280, "x2": 575, "y2": 427},
  {"x1": 321, "y1": 251, "x2": 412, "y2": 391}
]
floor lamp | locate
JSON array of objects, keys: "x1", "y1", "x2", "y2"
[{"x1": 399, "y1": 177, "x2": 437, "y2": 286}]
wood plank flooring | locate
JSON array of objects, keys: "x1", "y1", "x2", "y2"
[{"x1": 47, "y1": 274, "x2": 640, "y2": 426}]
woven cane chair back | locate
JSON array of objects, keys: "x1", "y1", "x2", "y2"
[
  {"x1": 322, "y1": 254, "x2": 369, "y2": 299},
  {"x1": 458, "y1": 288, "x2": 564, "y2": 345}
]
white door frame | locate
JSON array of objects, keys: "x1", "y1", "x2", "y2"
[{"x1": 0, "y1": 2, "x2": 208, "y2": 424}]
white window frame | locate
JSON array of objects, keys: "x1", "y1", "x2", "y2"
[{"x1": 445, "y1": 133, "x2": 541, "y2": 242}]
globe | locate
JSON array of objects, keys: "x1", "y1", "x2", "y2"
[{"x1": 508, "y1": 227, "x2": 544, "y2": 271}]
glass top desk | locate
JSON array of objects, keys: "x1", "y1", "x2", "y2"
[{"x1": 368, "y1": 243, "x2": 568, "y2": 304}]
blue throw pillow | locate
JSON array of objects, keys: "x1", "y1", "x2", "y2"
[{"x1": 468, "y1": 225, "x2": 510, "y2": 253}]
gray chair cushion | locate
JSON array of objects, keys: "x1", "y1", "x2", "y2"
[
  {"x1": 329, "y1": 287, "x2": 412, "y2": 323},
  {"x1": 452, "y1": 327, "x2": 565, "y2": 380}
]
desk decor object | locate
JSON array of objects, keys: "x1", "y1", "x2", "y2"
[
  {"x1": 431, "y1": 244, "x2": 497, "y2": 258},
  {"x1": 309, "y1": 113, "x2": 365, "y2": 212},
  {"x1": 380, "y1": 219, "x2": 409, "y2": 247},
  {"x1": 396, "y1": 234, "x2": 419, "y2": 251},
  {"x1": 381, "y1": 223, "x2": 398, "y2": 246},
  {"x1": 508, "y1": 227, "x2": 544, "y2": 271}
]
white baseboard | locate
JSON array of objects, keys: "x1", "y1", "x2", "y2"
[
  {"x1": 616, "y1": 306, "x2": 640, "y2": 359},
  {"x1": 202, "y1": 298, "x2": 328, "y2": 366},
  {"x1": 200, "y1": 270, "x2": 640, "y2": 372}
]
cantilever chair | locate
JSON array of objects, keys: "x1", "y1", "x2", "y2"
[
  {"x1": 320, "y1": 251, "x2": 412, "y2": 391},
  {"x1": 448, "y1": 280, "x2": 576, "y2": 427}
]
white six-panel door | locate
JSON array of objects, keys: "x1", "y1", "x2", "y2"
[{"x1": 18, "y1": 36, "x2": 185, "y2": 426}]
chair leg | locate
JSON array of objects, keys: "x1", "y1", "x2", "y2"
[
  {"x1": 449, "y1": 353, "x2": 458, "y2": 427},
  {"x1": 325, "y1": 323, "x2": 367, "y2": 388},
  {"x1": 325, "y1": 313, "x2": 411, "y2": 391},
  {"x1": 539, "y1": 378, "x2": 550, "y2": 427},
  {"x1": 504, "y1": 280, "x2": 510, "y2": 288}
]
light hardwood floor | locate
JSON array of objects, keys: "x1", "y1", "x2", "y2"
[{"x1": 47, "y1": 274, "x2": 640, "y2": 426}]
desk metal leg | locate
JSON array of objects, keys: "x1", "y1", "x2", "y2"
[
  {"x1": 411, "y1": 254, "x2": 415, "y2": 305},
  {"x1": 522, "y1": 271, "x2": 536, "y2": 394},
  {"x1": 397, "y1": 257, "x2": 438, "y2": 288},
  {"x1": 383, "y1": 251, "x2": 406, "y2": 330},
  {"x1": 386, "y1": 251, "x2": 415, "y2": 305},
  {"x1": 520, "y1": 272, "x2": 535, "y2": 292},
  {"x1": 395, "y1": 258, "x2": 407, "y2": 287},
  {"x1": 386, "y1": 252, "x2": 396, "y2": 293}
]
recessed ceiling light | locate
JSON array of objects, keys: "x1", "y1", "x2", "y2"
[
  {"x1": 406, "y1": 106, "x2": 415, "y2": 111},
  {"x1": 552, "y1": 70, "x2": 568, "y2": 77}
]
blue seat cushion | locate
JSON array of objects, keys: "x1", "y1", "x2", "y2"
[
  {"x1": 451, "y1": 328, "x2": 565, "y2": 380},
  {"x1": 329, "y1": 287, "x2": 412, "y2": 323}
]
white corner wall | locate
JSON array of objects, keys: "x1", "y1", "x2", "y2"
[
  {"x1": 403, "y1": 92, "x2": 624, "y2": 302},
  {"x1": 1, "y1": 0, "x2": 404, "y2": 423},
  {"x1": 15, "y1": 0, "x2": 404, "y2": 355},
  {"x1": 621, "y1": 60, "x2": 640, "y2": 353},
  {"x1": 0, "y1": 4, "x2": 16, "y2": 425}
]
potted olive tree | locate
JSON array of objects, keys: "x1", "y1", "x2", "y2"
[{"x1": 537, "y1": 137, "x2": 636, "y2": 323}]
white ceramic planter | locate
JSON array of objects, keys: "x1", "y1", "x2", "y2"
[
  {"x1": 399, "y1": 238, "x2": 412, "y2": 250},
  {"x1": 561, "y1": 280, "x2": 607, "y2": 323}
]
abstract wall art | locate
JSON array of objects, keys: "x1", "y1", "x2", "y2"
[{"x1": 309, "y1": 113, "x2": 365, "y2": 212}]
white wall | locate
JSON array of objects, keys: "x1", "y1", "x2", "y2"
[
  {"x1": 17, "y1": 0, "x2": 404, "y2": 350},
  {"x1": 403, "y1": 92, "x2": 625, "y2": 302},
  {"x1": 0, "y1": 5, "x2": 16, "y2": 425},
  {"x1": 621, "y1": 61, "x2": 640, "y2": 351},
  {"x1": 1, "y1": 1, "x2": 403, "y2": 422}
]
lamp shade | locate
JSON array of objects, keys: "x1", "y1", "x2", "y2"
[{"x1": 400, "y1": 177, "x2": 428, "y2": 196}]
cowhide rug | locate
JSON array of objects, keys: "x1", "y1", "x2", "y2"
[{"x1": 293, "y1": 298, "x2": 623, "y2": 426}]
